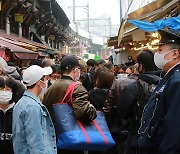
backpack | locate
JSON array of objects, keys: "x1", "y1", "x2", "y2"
[
  {"x1": 123, "y1": 79, "x2": 157, "y2": 153},
  {"x1": 134, "y1": 79, "x2": 156, "y2": 126}
]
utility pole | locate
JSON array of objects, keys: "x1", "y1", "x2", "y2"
[
  {"x1": 109, "y1": 16, "x2": 111, "y2": 37},
  {"x1": 73, "y1": 0, "x2": 75, "y2": 23},
  {"x1": 87, "y1": 2, "x2": 89, "y2": 32},
  {"x1": 70, "y1": 2, "x2": 89, "y2": 32},
  {"x1": 119, "y1": 0, "x2": 122, "y2": 25}
]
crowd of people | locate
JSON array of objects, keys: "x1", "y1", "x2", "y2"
[{"x1": 0, "y1": 29, "x2": 180, "y2": 154}]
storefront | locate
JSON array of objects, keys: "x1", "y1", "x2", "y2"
[{"x1": 107, "y1": 0, "x2": 180, "y2": 64}]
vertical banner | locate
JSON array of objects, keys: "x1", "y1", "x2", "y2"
[{"x1": 0, "y1": 1, "x2": 2, "y2": 11}]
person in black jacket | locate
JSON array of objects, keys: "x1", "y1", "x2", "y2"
[
  {"x1": 89, "y1": 67, "x2": 114, "y2": 110},
  {"x1": 88, "y1": 67, "x2": 114, "y2": 154},
  {"x1": 0, "y1": 75, "x2": 22, "y2": 154},
  {"x1": 82, "y1": 59, "x2": 97, "y2": 91},
  {"x1": 116, "y1": 49, "x2": 161, "y2": 154}
]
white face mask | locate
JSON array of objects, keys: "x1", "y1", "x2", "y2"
[
  {"x1": 74, "y1": 68, "x2": 80, "y2": 81},
  {"x1": 117, "y1": 73, "x2": 128, "y2": 78},
  {"x1": 39, "y1": 80, "x2": 48, "y2": 95},
  {"x1": 0, "y1": 91, "x2": 12, "y2": 104},
  {"x1": 154, "y1": 49, "x2": 174, "y2": 69}
]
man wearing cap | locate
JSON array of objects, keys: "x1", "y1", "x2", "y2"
[
  {"x1": 43, "y1": 55, "x2": 97, "y2": 153},
  {"x1": 12, "y1": 65, "x2": 57, "y2": 154},
  {"x1": 138, "y1": 30, "x2": 180, "y2": 153}
]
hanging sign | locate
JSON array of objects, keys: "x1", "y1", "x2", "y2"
[
  {"x1": 50, "y1": 35, "x2": 55, "y2": 40},
  {"x1": 15, "y1": 13, "x2": 24, "y2": 23}
]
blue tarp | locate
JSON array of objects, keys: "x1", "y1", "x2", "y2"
[{"x1": 128, "y1": 16, "x2": 180, "y2": 32}]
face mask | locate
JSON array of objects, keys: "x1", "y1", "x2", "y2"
[
  {"x1": 74, "y1": 68, "x2": 80, "y2": 81},
  {"x1": 154, "y1": 50, "x2": 174, "y2": 69},
  {"x1": 39, "y1": 81, "x2": 48, "y2": 95},
  {"x1": 117, "y1": 73, "x2": 128, "y2": 78},
  {"x1": 0, "y1": 91, "x2": 12, "y2": 104}
]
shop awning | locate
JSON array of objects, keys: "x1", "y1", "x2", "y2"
[
  {"x1": 118, "y1": 0, "x2": 180, "y2": 46},
  {"x1": 0, "y1": 37, "x2": 38, "y2": 60},
  {"x1": 13, "y1": 51, "x2": 38, "y2": 60},
  {"x1": 0, "y1": 32, "x2": 54, "y2": 51},
  {"x1": 46, "y1": 49, "x2": 54, "y2": 55},
  {"x1": 107, "y1": 36, "x2": 118, "y2": 48},
  {"x1": 38, "y1": 51, "x2": 49, "y2": 57}
]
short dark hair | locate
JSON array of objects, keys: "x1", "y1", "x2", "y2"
[
  {"x1": 97, "y1": 59, "x2": 106, "y2": 65},
  {"x1": 168, "y1": 43, "x2": 180, "y2": 51},
  {"x1": 95, "y1": 67, "x2": 114, "y2": 89},
  {"x1": 137, "y1": 49, "x2": 158, "y2": 72},
  {"x1": 51, "y1": 64, "x2": 61, "y2": 74},
  {"x1": 104, "y1": 62, "x2": 114, "y2": 70},
  {"x1": 0, "y1": 76, "x2": 18, "y2": 103},
  {"x1": 86, "y1": 59, "x2": 96, "y2": 67}
]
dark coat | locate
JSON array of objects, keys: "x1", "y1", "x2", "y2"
[
  {"x1": 89, "y1": 88, "x2": 109, "y2": 110},
  {"x1": 115, "y1": 72, "x2": 161, "y2": 154},
  {"x1": 117, "y1": 72, "x2": 161, "y2": 119},
  {"x1": 0, "y1": 103, "x2": 14, "y2": 154},
  {"x1": 139, "y1": 64, "x2": 180, "y2": 153}
]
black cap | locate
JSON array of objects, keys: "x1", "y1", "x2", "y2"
[
  {"x1": 156, "y1": 29, "x2": 180, "y2": 46},
  {"x1": 60, "y1": 55, "x2": 80, "y2": 70}
]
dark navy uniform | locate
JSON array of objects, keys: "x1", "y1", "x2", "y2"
[{"x1": 138, "y1": 64, "x2": 180, "y2": 153}]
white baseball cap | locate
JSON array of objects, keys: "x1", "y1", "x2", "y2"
[
  {"x1": 23, "y1": 65, "x2": 52, "y2": 86},
  {"x1": 0, "y1": 57, "x2": 8, "y2": 72}
]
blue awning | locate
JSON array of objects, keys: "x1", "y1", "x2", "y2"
[{"x1": 128, "y1": 16, "x2": 180, "y2": 32}]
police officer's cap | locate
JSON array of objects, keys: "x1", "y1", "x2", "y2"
[{"x1": 156, "y1": 29, "x2": 180, "y2": 46}]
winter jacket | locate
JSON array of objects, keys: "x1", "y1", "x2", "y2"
[
  {"x1": 103, "y1": 77, "x2": 136, "y2": 117},
  {"x1": 89, "y1": 88, "x2": 109, "y2": 110},
  {"x1": 139, "y1": 64, "x2": 180, "y2": 153},
  {"x1": 0, "y1": 103, "x2": 15, "y2": 154},
  {"x1": 43, "y1": 76, "x2": 97, "y2": 123},
  {"x1": 116, "y1": 72, "x2": 161, "y2": 149}
]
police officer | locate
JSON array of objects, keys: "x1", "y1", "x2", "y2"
[{"x1": 138, "y1": 29, "x2": 180, "y2": 154}]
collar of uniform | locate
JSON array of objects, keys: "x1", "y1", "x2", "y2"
[
  {"x1": 61, "y1": 75, "x2": 74, "y2": 81},
  {"x1": 165, "y1": 62, "x2": 180, "y2": 76}
]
